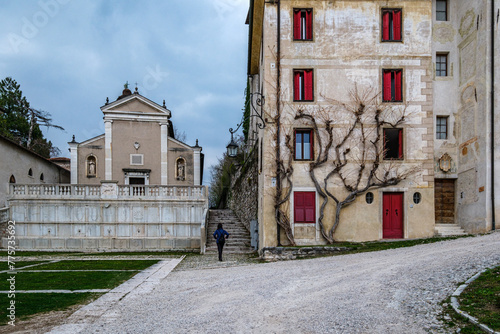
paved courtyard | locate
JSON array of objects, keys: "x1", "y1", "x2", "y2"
[{"x1": 40, "y1": 233, "x2": 500, "y2": 333}]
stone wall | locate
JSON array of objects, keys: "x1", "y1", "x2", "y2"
[
  {"x1": 228, "y1": 146, "x2": 258, "y2": 232},
  {"x1": 4, "y1": 184, "x2": 208, "y2": 251},
  {"x1": 261, "y1": 246, "x2": 353, "y2": 261}
]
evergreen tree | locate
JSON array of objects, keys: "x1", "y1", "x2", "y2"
[{"x1": 0, "y1": 77, "x2": 63, "y2": 158}]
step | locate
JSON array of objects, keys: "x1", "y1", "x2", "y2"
[{"x1": 435, "y1": 224, "x2": 467, "y2": 236}]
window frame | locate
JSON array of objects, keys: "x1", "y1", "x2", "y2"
[
  {"x1": 293, "y1": 8, "x2": 313, "y2": 41},
  {"x1": 294, "y1": 128, "x2": 314, "y2": 161},
  {"x1": 436, "y1": 53, "x2": 448, "y2": 77},
  {"x1": 436, "y1": 0, "x2": 448, "y2": 21},
  {"x1": 293, "y1": 69, "x2": 314, "y2": 102},
  {"x1": 383, "y1": 128, "x2": 404, "y2": 160},
  {"x1": 293, "y1": 191, "x2": 316, "y2": 224},
  {"x1": 436, "y1": 116, "x2": 448, "y2": 140},
  {"x1": 382, "y1": 69, "x2": 403, "y2": 102},
  {"x1": 381, "y1": 8, "x2": 403, "y2": 42}
]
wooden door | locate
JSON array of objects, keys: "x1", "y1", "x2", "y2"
[
  {"x1": 435, "y1": 179, "x2": 455, "y2": 224},
  {"x1": 383, "y1": 192, "x2": 404, "y2": 238}
]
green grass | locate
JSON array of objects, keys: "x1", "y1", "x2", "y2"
[
  {"x1": 75, "y1": 251, "x2": 199, "y2": 257},
  {"x1": 0, "y1": 261, "x2": 48, "y2": 271},
  {"x1": 1, "y1": 251, "x2": 84, "y2": 257},
  {"x1": 0, "y1": 293, "x2": 100, "y2": 325},
  {"x1": 0, "y1": 271, "x2": 139, "y2": 290},
  {"x1": 31, "y1": 260, "x2": 159, "y2": 271},
  {"x1": 459, "y1": 266, "x2": 500, "y2": 331}
]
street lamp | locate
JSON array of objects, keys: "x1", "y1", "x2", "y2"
[
  {"x1": 226, "y1": 132, "x2": 238, "y2": 158},
  {"x1": 226, "y1": 92, "x2": 266, "y2": 157}
]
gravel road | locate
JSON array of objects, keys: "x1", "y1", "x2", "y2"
[{"x1": 78, "y1": 233, "x2": 500, "y2": 334}]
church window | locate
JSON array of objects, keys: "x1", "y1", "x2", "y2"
[
  {"x1": 382, "y1": 9, "x2": 402, "y2": 42},
  {"x1": 40, "y1": 173, "x2": 44, "y2": 182},
  {"x1": 293, "y1": 9, "x2": 313, "y2": 41},
  {"x1": 294, "y1": 69, "x2": 314, "y2": 102},
  {"x1": 176, "y1": 158, "x2": 186, "y2": 181},
  {"x1": 28, "y1": 168, "x2": 33, "y2": 177},
  {"x1": 87, "y1": 155, "x2": 97, "y2": 177},
  {"x1": 9, "y1": 175, "x2": 16, "y2": 184},
  {"x1": 383, "y1": 69, "x2": 403, "y2": 102}
]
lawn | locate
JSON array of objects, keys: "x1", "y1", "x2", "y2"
[
  {"x1": 0, "y1": 261, "x2": 48, "y2": 271},
  {"x1": 32, "y1": 259, "x2": 159, "y2": 271}
]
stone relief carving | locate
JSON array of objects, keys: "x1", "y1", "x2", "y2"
[
  {"x1": 176, "y1": 158, "x2": 186, "y2": 181},
  {"x1": 459, "y1": 10, "x2": 475, "y2": 38},
  {"x1": 460, "y1": 38, "x2": 476, "y2": 86},
  {"x1": 432, "y1": 23, "x2": 455, "y2": 43},
  {"x1": 439, "y1": 153, "x2": 452, "y2": 172}
]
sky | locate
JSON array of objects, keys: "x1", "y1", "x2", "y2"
[{"x1": 0, "y1": 0, "x2": 250, "y2": 185}]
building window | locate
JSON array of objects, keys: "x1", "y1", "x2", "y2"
[
  {"x1": 87, "y1": 155, "x2": 97, "y2": 177},
  {"x1": 436, "y1": 53, "x2": 448, "y2": 77},
  {"x1": 366, "y1": 192, "x2": 374, "y2": 204},
  {"x1": 294, "y1": 69, "x2": 314, "y2": 102},
  {"x1": 28, "y1": 168, "x2": 33, "y2": 177},
  {"x1": 383, "y1": 69, "x2": 403, "y2": 102},
  {"x1": 382, "y1": 9, "x2": 402, "y2": 42},
  {"x1": 40, "y1": 173, "x2": 44, "y2": 182},
  {"x1": 436, "y1": 0, "x2": 447, "y2": 21},
  {"x1": 130, "y1": 154, "x2": 144, "y2": 166},
  {"x1": 294, "y1": 191, "x2": 315, "y2": 224},
  {"x1": 436, "y1": 116, "x2": 448, "y2": 139},
  {"x1": 413, "y1": 192, "x2": 422, "y2": 204},
  {"x1": 294, "y1": 129, "x2": 314, "y2": 161},
  {"x1": 9, "y1": 175, "x2": 16, "y2": 184},
  {"x1": 384, "y1": 128, "x2": 403, "y2": 160},
  {"x1": 293, "y1": 9, "x2": 313, "y2": 41}
]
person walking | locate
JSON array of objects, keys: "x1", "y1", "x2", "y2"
[{"x1": 213, "y1": 223, "x2": 229, "y2": 261}]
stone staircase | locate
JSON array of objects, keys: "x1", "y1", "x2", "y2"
[
  {"x1": 206, "y1": 209, "x2": 254, "y2": 254},
  {"x1": 435, "y1": 224, "x2": 468, "y2": 237}
]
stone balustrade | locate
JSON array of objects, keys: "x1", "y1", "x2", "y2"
[{"x1": 9, "y1": 184, "x2": 207, "y2": 200}]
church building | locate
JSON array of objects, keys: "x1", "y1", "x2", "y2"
[{"x1": 68, "y1": 85, "x2": 203, "y2": 186}]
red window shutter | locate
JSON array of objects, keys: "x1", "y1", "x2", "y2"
[
  {"x1": 383, "y1": 70, "x2": 392, "y2": 101},
  {"x1": 309, "y1": 129, "x2": 314, "y2": 160},
  {"x1": 398, "y1": 129, "x2": 403, "y2": 159},
  {"x1": 294, "y1": 71, "x2": 301, "y2": 100},
  {"x1": 304, "y1": 192, "x2": 315, "y2": 223},
  {"x1": 382, "y1": 11, "x2": 390, "y2": 41},
  {"x1": 306, "y1": 10, "x2": 313, "y2": 40},
  {"x1": 294, "y1": 192, "x2": 304, "y2": 223},
  {"x1": 393, "y1": 10, "x2": 401, "y2": 40},
  {"x1": 304, "y1": 70, "x2": 313, "y2": 101},
  {"x1": 294, "y1": 10, "x2": 301, "y2": 40},
  {"x1": 395, "y1": 70, "x2": 402, "y2": 101}
]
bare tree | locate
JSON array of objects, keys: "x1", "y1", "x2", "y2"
[{"x1": 293, "y1": 87, "x2": 419, "y2": 243}]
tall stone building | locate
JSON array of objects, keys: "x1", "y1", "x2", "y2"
[
  {"x1": 69, "y1": 86, "x2": 204, "y2": 187},
  {"x1": 246, "y1": 0, "x2": 498, "y2": 249}
]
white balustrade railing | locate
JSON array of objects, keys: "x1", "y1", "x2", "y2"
[{"x1": 9, "y1": 184, "x2": 207, "y2": 200}]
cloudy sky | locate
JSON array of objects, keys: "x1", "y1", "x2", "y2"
[{"x1": 0, "y1": 0, "x2": 249, "y2": 184}]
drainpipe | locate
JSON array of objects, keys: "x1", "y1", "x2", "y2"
[
  {"x1": 276, "y1": 0, "x2": 282, "y2": 245},
  {"x1": 491, "y1": 0, "x2": 496, "y2": 230}
]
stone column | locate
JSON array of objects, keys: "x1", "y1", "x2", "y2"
[
  {"x1": 160, "y1": 122, "x2": 169, "y2": 185},
  {"x1": 193, "y1": 142, "x2": 202, "y2": 186},
  {"x1": 68, "y1": 140, "x2": 78, "y2": 184},
  {"x1": 104, "y1": 120, "x2": 113, "y2": 180}
]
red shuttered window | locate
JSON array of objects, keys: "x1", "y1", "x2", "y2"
[
  {"x1": 293, "y1": 69, "x2": 314, "y2": 102},
  {"x1": 383, "y1": 128, "x2": 404, "y2": 160},
  {"x1": 294, "y1": 192, "x2": 316, "y2": 224},
  {"x1": 382, "y1": 69, "x2": 403, "y2": 102},
  {"x1": 293, "y1": 9, "x2": 313, "y2": 41},
  {"x1": 382, "y1": 9, "x2": 402, "y2": 42}
]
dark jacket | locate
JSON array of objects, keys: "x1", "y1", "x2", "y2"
[{"x1": 213, "y1": 228, "x2": 229, "y2": 244}]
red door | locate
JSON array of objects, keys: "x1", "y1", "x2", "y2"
[
  {"x1": 383, "y1": 193, "x2": 404, "y2": 238},
  {"x1": 294, "y1": 192, "x2": 315, "y2": 223}
]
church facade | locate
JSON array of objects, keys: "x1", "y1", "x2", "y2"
[{"x1": 69, "y1": 86, "x2": 203, "y2": 187}]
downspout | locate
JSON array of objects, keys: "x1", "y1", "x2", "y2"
[
  {"x1": 491, "y1": 0, "x2": 496, "y2": 230},
  {"x1": 276, "y1": 0, "x2": 282, "y2": 245}
]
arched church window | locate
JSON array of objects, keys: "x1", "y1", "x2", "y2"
[
  {"x1": 40, "y1": 173, "x2": 44, "y2": 182},
  {"x1": 28, "y1": 168, "x2": 33, "y2": 177},
  {"x1": 87, "y1": 155, "x2": 97, "y2": 177},
  {"x1": 176, "y1": 157, "x2": 186, "y2": 181},
  {"x1": 9, "y1": 175, "x2": 16, "y2": 184}
]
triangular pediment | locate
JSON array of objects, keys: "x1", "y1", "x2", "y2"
[{"x1": 101, "y1": 93, "x2": 171, "y2": 118}]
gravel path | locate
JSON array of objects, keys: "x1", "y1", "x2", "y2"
[{"x1": 59, "y1": 233, "x2": 500, "y2": 333}]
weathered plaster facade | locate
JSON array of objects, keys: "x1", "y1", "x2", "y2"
[
  {"x1": 248, "y1": 1, "x2": 436, "y2": 249},
  {"x1": 432, "y1": 0, "x2": 499, "y2": 233}
]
